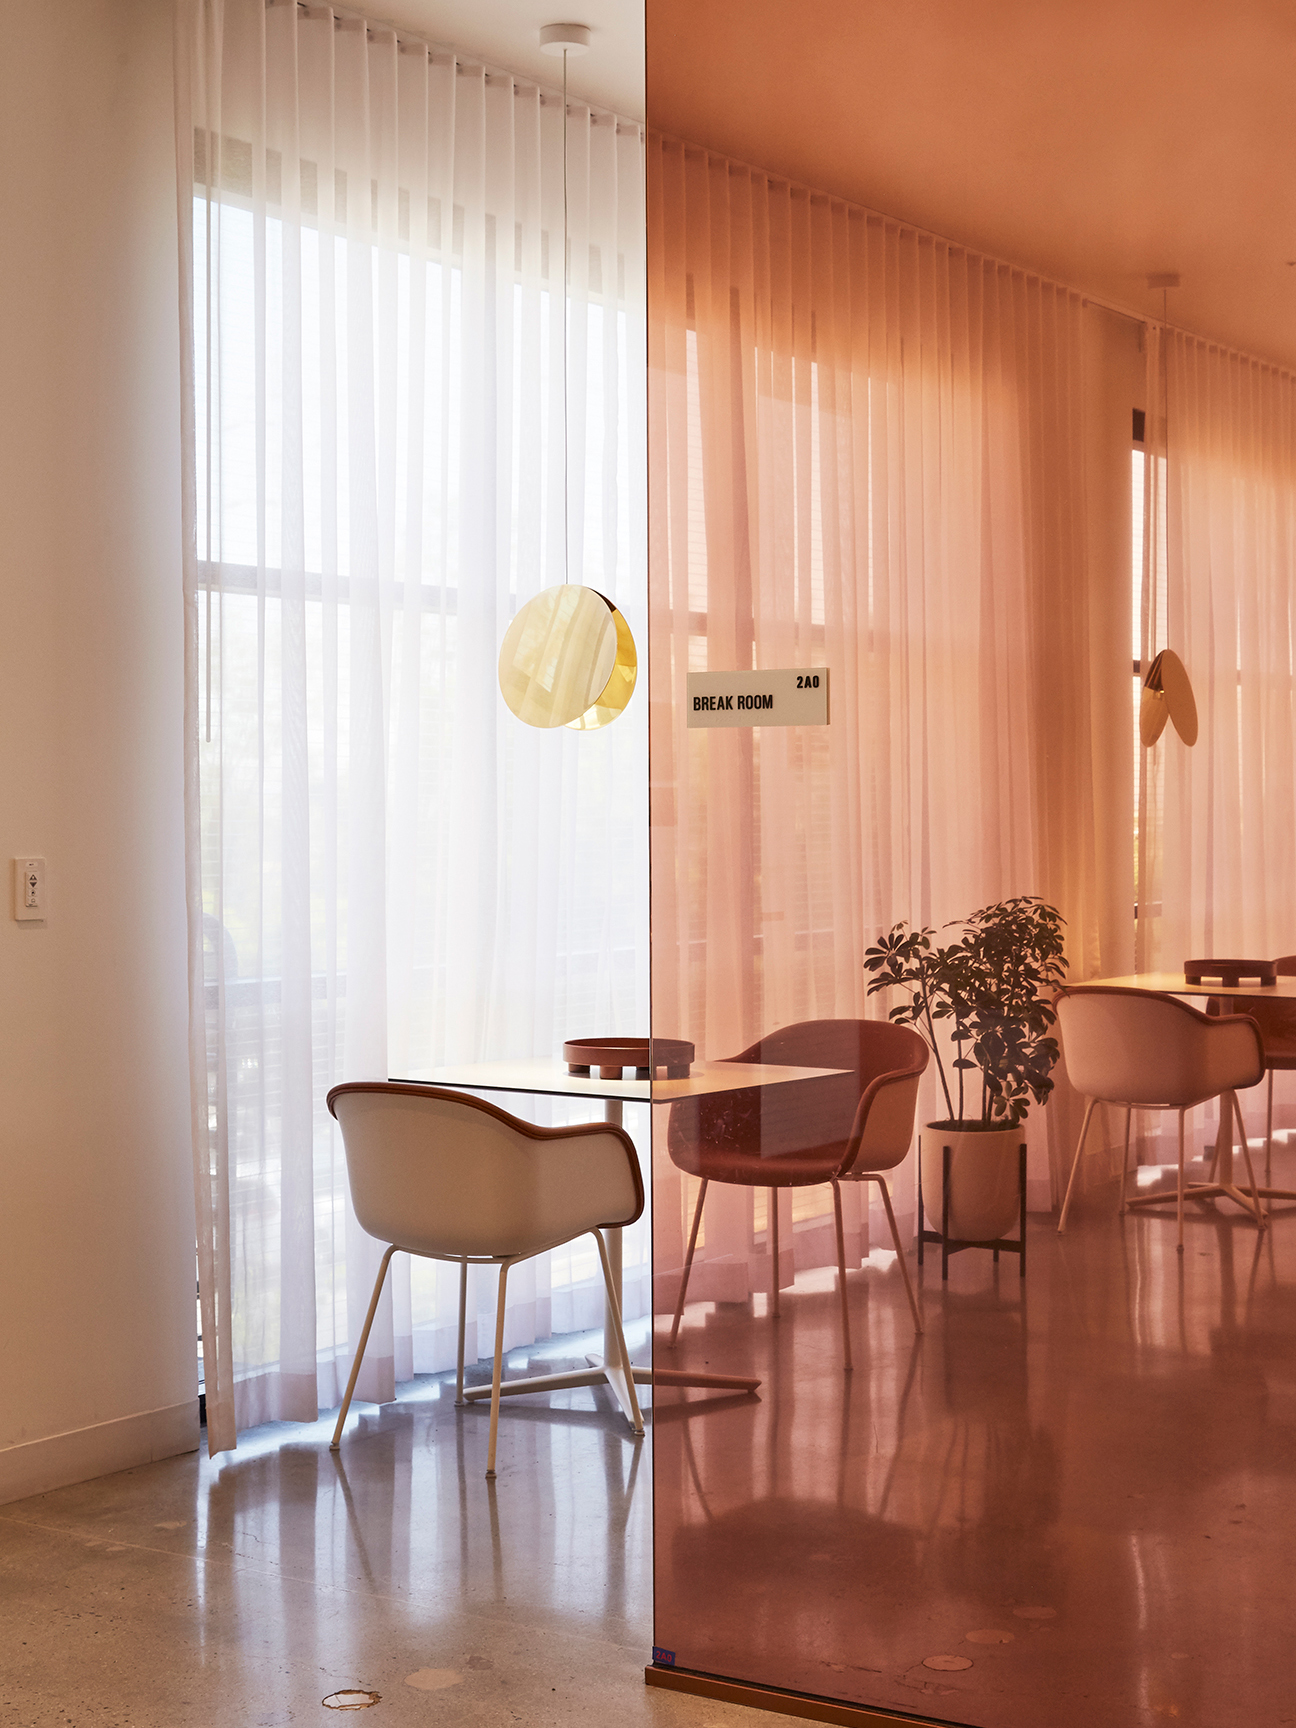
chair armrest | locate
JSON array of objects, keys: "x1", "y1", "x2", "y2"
[
  {"x1": 838, "y1": 1069, "x2": 923, "y2": 1177},
  {"x1": 538, "y1": 1121, "x2": 646, "y2": 1229},
  {"x1": 1201, "y1": 1014, "x2": 1266, "y2": 1092}
]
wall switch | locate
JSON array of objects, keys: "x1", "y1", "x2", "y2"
[{"x1": 13, "y1": 857, "x2": 46, "y2": 921}]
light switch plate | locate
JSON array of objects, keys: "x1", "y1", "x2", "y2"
[{"x1": 13, "y1": 857, "x2": 46, "y2": 921}]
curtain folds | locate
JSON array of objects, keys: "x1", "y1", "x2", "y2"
[
  {"x1": 174, "y1": 8, "x2": 1296, "y2": 1454},
  {"x1": 1153, "y1": 334, "x2": 1296, "y2": 965},
  {"x1": 177, "y1": 0, "x2": 647, "y2": 1452},
  {"x1": 647, "y1": 141, "x2": 1128, "y2": 1304}
]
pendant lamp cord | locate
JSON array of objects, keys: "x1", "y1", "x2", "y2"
[{"x1": 562, "y1": 47, "x2": 570, "y2": 586}]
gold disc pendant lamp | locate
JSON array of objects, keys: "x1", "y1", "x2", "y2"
[
  {"x1": 497, "y1": 24, "x2": 637, "y2": 731},
  {"x1": 1139, "y1": 648, "x2": 1198, "y2": 747}
]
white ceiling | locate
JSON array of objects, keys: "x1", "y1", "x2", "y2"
[
  {"x1": 375, "y1": 0, "x2": 645, "y2": 118},
  {"x1": 646, "y1": 0, "x2": 1296, "y2": 371}
]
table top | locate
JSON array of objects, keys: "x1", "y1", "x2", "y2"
[
  {"x1": 1084, "y1": 972, "x2": 1296, "y2": 999},
  {"x1": 393, "y1": 1057, "x2": 849, "y2": 1104}
]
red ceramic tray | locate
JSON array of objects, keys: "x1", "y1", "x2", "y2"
[
  {"x1": 1184, "y1": 959, "x2": 1277, "y2": 987},
  {"x1": 562, "y1": 1037, "x2": 694, "y2": 1080}
]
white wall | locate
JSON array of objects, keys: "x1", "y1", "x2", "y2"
[{"x1": 0, "y1": 0, "x2": 197, "y2": 1500}]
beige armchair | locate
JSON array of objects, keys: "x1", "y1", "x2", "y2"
[
  {"x1": 1055, "y1": 987, "x2": 1266, "y2": 1247},
  {"x1": 665, "y1": 1019, "x2": 928, "y2": 1369},
  {"x1": 326, "y1": 1081, "x2": 644, "y2": 1477}
]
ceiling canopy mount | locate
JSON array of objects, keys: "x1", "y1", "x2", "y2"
[{"x1": 539, "y1": 23, "x2": 591, "y2": 57}]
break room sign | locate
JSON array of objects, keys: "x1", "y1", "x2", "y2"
[{"x1": 686, "y1": 668, "x2": 830, "y2": 729}]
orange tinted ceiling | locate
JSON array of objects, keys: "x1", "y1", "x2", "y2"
[{"x1": 646, "y1": 0, "x2": 1296, "y2": 368}]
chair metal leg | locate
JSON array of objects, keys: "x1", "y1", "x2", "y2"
[
  {"x1": 668, "y1": 1177, "x2": 708, "y2": 1347},
  {"x1": 486, "y1": 1259, "x2": 515, "y2": 1479},
  {"x1": 591, "y1": 1228, "x2": 645, "y2": 1435},
  {"x1": 876, "y1": 1175, "x2": 923, "y2": 1335},
  {"x1": 831, "y1": 1181, "x2": 852, "y2": 1372},
  {"x1": 770, "y1": 1187, "x2": 781, "y2": 1318},
  {"x1": 1266, "y1": 1069, "x2": 1275, "y2": 1187},
  {"x1": 330, "y1": 1244, "x2": 397, "y2": 1451},
  {"x1": 454, "y1": 1260, "x2": 469, "y2": 1407},
  {"x1": 1177, "y1": 1109, "x2": 1186, "y2": 1251},
  {"x1": 1120, "y1": 1106, "x2": 1133, "y2": 1213},
  {"x1": 1057, "y1": 1098, "x2": 1097, "y2": 1233}
]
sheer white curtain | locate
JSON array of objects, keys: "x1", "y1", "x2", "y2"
[
  {"x1": 647, "y1": 142, "x2": 1123, "y2": 1305},
  {"x1": 176, "y1": 0, "x2": 647, "y2": 1453},
  {"x1": 1145, "y1": 331, "x2": 1296, "y2": 964}
]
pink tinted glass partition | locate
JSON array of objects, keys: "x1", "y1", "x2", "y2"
[
  {"x1": 645, "y1": 125, "x2": 937, "y2": 1718},
  {"x1": 643, "y1": 67, "x2": 1296, "y2": 1728}
]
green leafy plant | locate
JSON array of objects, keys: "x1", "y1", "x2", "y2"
[{"x1": 863, "y1": 897, "x2": 1068, "y2": 1128}]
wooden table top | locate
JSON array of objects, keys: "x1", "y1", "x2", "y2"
[
  {"x1": 1083, "y1": 972, "x2": 1296, "y2": 999},
  {"x1": 394, "y1": 1057, "x2": 849, "y2": 1104}
]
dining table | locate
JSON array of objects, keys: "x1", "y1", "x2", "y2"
[
  {"x1": 390, "y1": 1055, "x2": 849, "y2": 1430},
  {"x1": 1083, "y1": 973, "x2": 1296, "y2": 1220}
]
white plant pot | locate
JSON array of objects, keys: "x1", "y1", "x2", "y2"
[{"x1": 921, "y1": 1124, "x2": 1022, "y2": 1242}]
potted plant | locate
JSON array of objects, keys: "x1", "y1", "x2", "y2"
[{"x1": 863, "y1": 897, "x2": 1067, "y2": 1241}]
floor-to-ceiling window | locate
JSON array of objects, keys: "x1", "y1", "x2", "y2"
[{"x1": 179, "y1": 0, "x2": 648, "y2": 1452}]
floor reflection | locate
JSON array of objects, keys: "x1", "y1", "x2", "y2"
[
  {"x1": 652, "y1": 1150, "x2": 1296, "y2": 1726},
  {"x1": 196, "y1": 1335, "x2": 649, "y2": 1639},
  {"x1": 3, "y1": 1326, "x2": 760, "y2": 1727}
]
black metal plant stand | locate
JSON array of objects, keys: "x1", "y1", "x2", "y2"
[{"x1": 917, "y1": 1139, "x2": 1028, "y2": 1281}]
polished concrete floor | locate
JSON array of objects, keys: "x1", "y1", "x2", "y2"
[
  {"x1": 7, "y1": 1158, "x2": 1296, "y2": 1728},
  {"x1": 654, "y1": 1149, "x2": 1296, "y2": 1728},
  {"x1": 0, "y1": 1327, "x2": 803, "y2": 1728}
]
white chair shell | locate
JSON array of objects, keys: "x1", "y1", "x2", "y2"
[{"x1": 336, "y1": 1085, "x2": 642, "y2": 1260}]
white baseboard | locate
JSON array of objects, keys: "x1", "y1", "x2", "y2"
[{"x1": 0, "y1": 1400, "x2": 200, "y2": 1508}]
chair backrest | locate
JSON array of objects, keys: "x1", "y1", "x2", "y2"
[
  {"x1": 667, "y1": 1018, "x2": 928, "y2": 1177},
  {"x1": 1056, "y1": 987, "x2": 1263, "y2": 1107},
  {"x1": 326, "y1": 1083, "x2": 643, "y2": 1261},
  {"x1": 840, "y1": 1029, "x2": 930, "y2": 1176}
]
